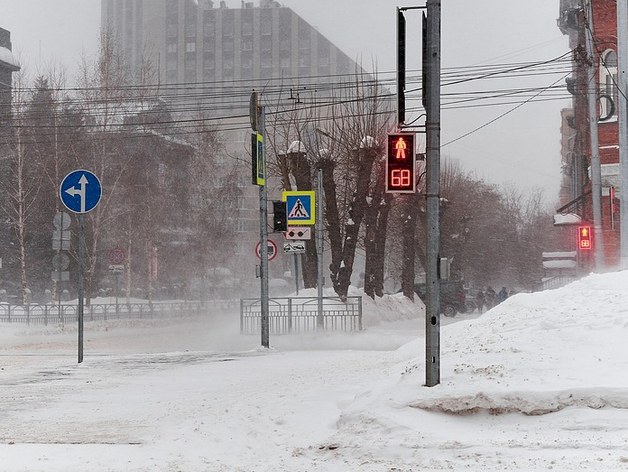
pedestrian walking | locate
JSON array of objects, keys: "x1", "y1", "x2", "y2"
[{"x1": 476, "y1": 289, "x2": 485, "y2": 313}]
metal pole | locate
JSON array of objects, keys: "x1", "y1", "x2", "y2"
[
  {"x1": 294, "y1": 254, "x2": 299, "y2": 295},
  {"x1": 617, "y1": 0, "x2": 628, "y2": 269},
  {"x1": 259, "y1": 106, "x2": 270, "y2": 348},
  {"x1": 584, "y1": 0, "x2": 606, "y2": 271},
  {"x1": 425, "y1": 0, "x2": 441, "y2": 387},
  {"x1": 317, "y1": 168, "x2": 324, "y2": 327},
  {"x1": 78, "y1": 214, "x2": 85, "y2": 363}
]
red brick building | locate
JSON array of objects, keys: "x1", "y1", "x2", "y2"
[{"x1": 558, "y1": 0, "x2": 623, "y2": 269}]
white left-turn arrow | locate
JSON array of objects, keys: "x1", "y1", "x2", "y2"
[{"x1": 65, "y1": 174, "x2": 89, "y2": 213}]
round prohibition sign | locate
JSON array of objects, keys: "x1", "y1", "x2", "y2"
[
  {"x1": 108, "y1": 246, "x2": 127, "y2": 264},
  {"x1": 255, "y1": 240, "x2": 278, "y2": 261}
]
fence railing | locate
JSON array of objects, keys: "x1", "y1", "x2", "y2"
[
  {"x1": 533, "y1": 275, "x2": 579, "y2": 292},
  {"x1": 240, "y1": 296, "x2": 362, "y2": 335},
  {"x1": 0, "y1": 300, "x2": 214, "y2": 325}
]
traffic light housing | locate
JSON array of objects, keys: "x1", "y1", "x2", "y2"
[
  {"x1": 578, "y1": 225, "x2": 592, "y2": 250},
  {"x1": 386, "y1": 133, "x2": 416, "y2": 193},
  {"x1": 272, "y1": 200, "x2": 287, "y2": 232},
  {"x1": 397, "y1": 7, "x2": 406, "y2": 125}
]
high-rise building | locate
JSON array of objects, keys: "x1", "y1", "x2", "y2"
[
  {"x1": 101, "y1": 0, "x2": 365, "y2": 295},
  {"x1": 101, "y1": 0, "x2": 357, "y2": 88}
]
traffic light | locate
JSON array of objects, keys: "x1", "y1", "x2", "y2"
[
  {"x1": 578, "y1": 225, "x2": 592, "y2": 250},
  {"x1": 386, "y1": 133, "x2": 415, "y2": 193},
  {"x1": 272, "y1": 200, "x2": 287, "y2": 232},
  {"x1": 397, "y1": 7, "x2": 406, "y2": 125}
]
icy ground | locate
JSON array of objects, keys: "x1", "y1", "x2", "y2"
[{"x1": 1, "y1": 272, "x2": 628, "y2": 471}]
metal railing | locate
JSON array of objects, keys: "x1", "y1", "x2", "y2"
[
  {"x1": 0, "y1": 301, "x2": 210, "y2": 325},
  {"x1": 240, "y1": 296, "x2": 362, "y2": 335},
  {"x1": 533, "y1": 275, "x2": 580, "y2": 292}
]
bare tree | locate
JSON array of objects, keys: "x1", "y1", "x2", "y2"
[{"x1": 0, "y1": 70, "x2": 42, "y2": 304}]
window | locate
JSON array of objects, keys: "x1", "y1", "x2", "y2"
[
  {"x1": 167, "y1": 42, "x2": 177, "y2": 53},
  {"x1": 223, "y1": 40, "x2": 234, "y2": 53},
  {"x1": 261, "y1": 18, "x2": 272, "y2": 36},
  {"x1": 600, "y1": 49, "x2": 618, "y2": 121},
  {"x1": 185, "y1": 42, "x2": 196, "y2": 53},
  {"x1": 166, "y1": 23, "x2": 178, "y2": 38},
  {"x1": 204, "y1": 21, "x2": 215, "y2": 37}
]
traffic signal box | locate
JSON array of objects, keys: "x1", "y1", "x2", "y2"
[
  {"x1": 272, "y1": 200, "x2": 287, "y2": 232},
  {"x1": 386, "y1": 133, "x2": 416, "y2": 193},
  {"x1": 578, "y1": 225, "x2": 592, "y2": 250}
]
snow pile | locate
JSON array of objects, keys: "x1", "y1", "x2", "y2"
[{"x1": 351, "y1": 271, "x2": 628, "y2": 417}]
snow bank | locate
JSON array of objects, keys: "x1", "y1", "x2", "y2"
[{"x1": 353, "y1": 271, "x2": 628, "y2": 416}]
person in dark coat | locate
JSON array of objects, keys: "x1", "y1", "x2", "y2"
[
  {"x1": 497, "y1": 286, "x2": 508, "y2": 303},
  {"x1": 485, "y1": 286, "x2": 496, "y2": 309},
  {"x1": 476, "y1": 289, "x2": 485, "y2": 313}
]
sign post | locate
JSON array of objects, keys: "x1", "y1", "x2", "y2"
[
  {"x1": 251, "y1": 91, "x2": 270, "y2": 348},
  {"x1": 60, "y1": 169, "x2": 102, "y2": 364},
  {"x1": 108, "y1": 247, "x2": 126, "y2": 318}
]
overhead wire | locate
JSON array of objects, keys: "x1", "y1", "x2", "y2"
[{"x1": 1, "y1": 51, "x2": 576, "y2": 147}]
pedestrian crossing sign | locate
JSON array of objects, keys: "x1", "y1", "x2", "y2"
[{"x1": 282, "y1": 191, "x2": 315, "y2": 225}]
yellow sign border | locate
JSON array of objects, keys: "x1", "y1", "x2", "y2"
[{"x1": 282, "y1": 190, "x2": 315, "y2": 225}]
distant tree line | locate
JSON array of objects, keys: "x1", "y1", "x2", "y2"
[{"x1": 0, "y1": 30, "x2": 560, "y2": 305}]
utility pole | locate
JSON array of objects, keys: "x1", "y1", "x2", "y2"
[
  {"x1": 617, "y1": 0, "x2": 628, "y2": 269},
  {"x1": 425, "y1": 0, "x2": 441, "y2": 387},
  {"x1": 317, "y1": 169, "x2": 324, "y2": 326},
  {"x1": 251, "y1": 91, "x2": 269, "y2": 348},
  {"x1": 584, "y1": 0, "x2": 606, "y2": 271},
  {"x1": 259, "y1": 108, "x2": 270, "y2": 348}
]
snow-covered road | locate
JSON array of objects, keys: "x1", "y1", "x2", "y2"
[{"x1": 1, "y1": 272, "x2": 628, "y2": 471}]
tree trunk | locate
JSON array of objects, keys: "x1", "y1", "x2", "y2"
[
  {"x1": 401, "y1": 194, "x2": 421, "y2": 300},
  {"x1": 363, "y1": 157, "x2": 389, "y2": 299},
  {"x1": 334, "y1": 148, "x2": 377, "y2": 299},
  {"x1": 287, "y1": 151, "x2": 318, "y2": 288}
]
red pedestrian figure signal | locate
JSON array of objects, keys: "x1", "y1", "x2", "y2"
[
  {"x1": 578, "y1": 226, "x2": 592, "y2": 250},
  {"x1": 386, "y1": 133, "x2": 415, "y2": 193}
]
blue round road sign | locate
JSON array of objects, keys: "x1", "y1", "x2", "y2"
[{"x1": 60, "y1": 170, "x2": 102, "y2": 214}]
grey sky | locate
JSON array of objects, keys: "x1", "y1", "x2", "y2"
[{"x1": 2, "y1": 0, "x2": 571, "y2": 203}]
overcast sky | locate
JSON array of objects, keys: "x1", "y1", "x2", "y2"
[{"x1": 1, "y1": 0, "x2": 571, "y2": 204}]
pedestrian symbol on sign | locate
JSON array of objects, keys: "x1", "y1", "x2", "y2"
[{"x1": 288, "y1": 199, "x2": 309, "y2": 219}]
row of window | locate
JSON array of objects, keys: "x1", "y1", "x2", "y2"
[
  {"x1": 167, "y1": 16, "x2": 280, "y2": 39},
  {"x1": 600, "y1": 49, "x2": 617, "y2": 121},
  {"x1": 166, "y1": 53, "x2": 328, "y2": 72}
]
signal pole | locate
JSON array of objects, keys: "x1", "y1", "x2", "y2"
[
  {"x1": 424, "y1": 0, "x2": 441, "y2": 387},
  {"x1": 251, "y1": 91, "x2": 269, "y2": 348}
]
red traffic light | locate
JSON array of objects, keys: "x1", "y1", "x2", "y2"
[
  {"x1": 386, "y1": 133, "x2": 415, "y2": 193},
  {"x1": 578, "y1": 225, "x2": 592, "y2": 250}
]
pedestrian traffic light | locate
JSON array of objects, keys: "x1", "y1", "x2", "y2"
[
  {"x1": 386, "y1": 133, "x2": 415, "y2": 193},
  {"x1": 272, "y1": 200, "x2": 287, "y2": 232},
  {"x1": 578, "y1": 225, "x2": 592, "y2": 250}
]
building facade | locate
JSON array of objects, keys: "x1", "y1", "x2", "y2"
[
  {"x1": 558, "y1": 0, "x2": 622, "y2": 269},
  {"x1": 101, "y1": 0, "x2": 363, "y2": 295},
  {"x1": 0, "y1": 28, "x2": 20, "y2": 131},
  {"x1": 101, "y1": 0, "x2": 356, "y2": 88}
]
